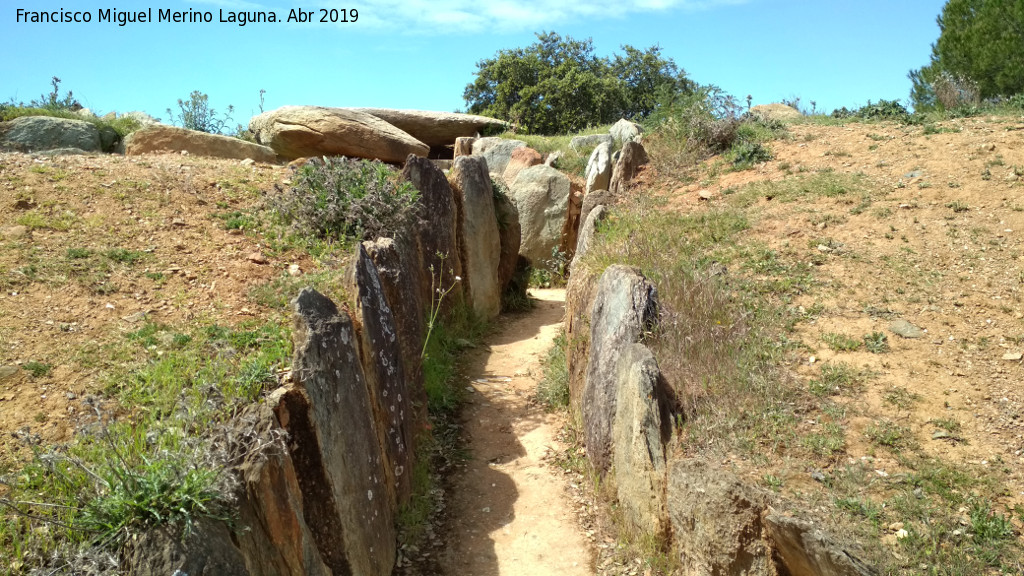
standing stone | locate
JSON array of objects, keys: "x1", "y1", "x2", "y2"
[
  {"x1": 353, "y1": 245, "x2": 415, "y2": 509},
  {"x1": 448, "y1": 156, "x2": 502, "y2": 319},
  {"x1": 561, "y1": 180, "x2": 584, "y2": 257},
  {"x1": 472, "y1": 137, "x2": 526, "y2": 176},
  {"x1": 510, "y1": 165, "x2": 571, "y2": 265},
  {"x1": 613, "y1": 344, "x2": 670, "y2": 537},
  {"x1": 502, "y1": 146, "x2": 543, "y2": 185},
  {"x1": 282, "y1": 288, "x2": 395, "y2": 576},
  {"x1": 402, "y1": 155, "x2": 464, "y2": 312},
  {"x1": 582, "y1": 265, "x2": 658, "y2": 473},
  {"x1": 580, "y1": 188, "x2": 615, "y2": 229},
  {"x1": 609, "y1": 141, "x2": 649, "y2": 195},
  {"x1": 584, "y1": 141, "x2": 613, "y2": 195},
  {"x1": 493, "y1": 188, "x2": 522, "y2": 295},
  {"x1": 610, "y1": 118, "x2": 642, "y2": 144},
  {"x1": 0, "y1": 116, "x2": 102, "y2": 153},
  {"x1": 454, "y1": 137, "x2": 475, "y2": 158},
  {"x1": 573, "y1": 204, "x2": 608, "y2": 270},
  {"x1": 765, "y1": 514, "x2": 878, "y2": 576},
  {"x1": 570, "y1": 133, "x2": 613, "y2": 153}
]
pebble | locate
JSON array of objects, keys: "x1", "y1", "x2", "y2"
[{"x1": 247, "y1": 252, "x2": 268, "y2": 265}]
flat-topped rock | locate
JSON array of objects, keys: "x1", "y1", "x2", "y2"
[
  {"x1": 125, "y1": 125, "x2": 278, "y2": 162},
  {"x1": 347, "y1": 108, "x2": 507, "y2": 148}
]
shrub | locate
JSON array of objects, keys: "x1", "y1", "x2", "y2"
[
  {"x1": 166, "y1": 91, "x2": 235, "y2": 134},
  {"x1": 272, "y1": 157, "x2": 421, "y2": 243},
  {"x1": 537, "y1": 332, "x2": 570, "y2": 410}
]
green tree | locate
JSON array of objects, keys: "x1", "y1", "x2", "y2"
[
  {"x1": 464, "y1": 32, "x2": 693, "y2": 134},
  {"x1": 910, "y1": 0, "x2": 1024, "y2": 110}
]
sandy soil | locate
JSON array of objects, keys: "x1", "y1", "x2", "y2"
[{"x1": 439, "y1": 289, "x2": 594, "y2": 576}]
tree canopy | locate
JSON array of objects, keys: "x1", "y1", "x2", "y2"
[
  {"x1": 910, "y1": 0, "x2": 1024, "y2": 110},
  {"x1": 463, "y1": 32, "x2": 694, "y2": 134}
]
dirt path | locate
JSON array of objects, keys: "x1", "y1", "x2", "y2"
[{"x1": 439, "y1": 288, "x2": 593, "y2": 576}]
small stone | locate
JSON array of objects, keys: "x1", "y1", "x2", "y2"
[
  {"x1": 896, "y1": 529, "x2": 909, "y2": 540},
  {"x1": 288, "y1": 264, "x2": 302, "y2": 277},
  {"x1": 1002, "y1": 352, "x2": 1023, "y2": 361},
  {"x1": 0, "y1": 225, "x2": 29, "y2": 240},
  {"x1": 0, "y1": 365, "x2": 18, "y2": 381},
  {"x1": 171, "y1": 218, "x2": 186, "y2": 227},
  {"x1": 697, "y1": 190, "x2": 713, "y2": 201},
  {"x1": 888, "y1": 522, "x2": 905, "y2": 531},
  {"x1": 247, "y1": 252, "x2": 268, "y2": 265},
  {"x1": 890, "y1": 319, "x2": 924, "y2": 339},
  {"x1": 240, "y1": 158, "x2": 255, "y2": 166}
]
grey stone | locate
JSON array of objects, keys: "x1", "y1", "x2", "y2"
[
  {"x1": 0, "y1": 365, "x2": 18, "y2": 380},
  {"x1": 583, "y1": 265, "x2": 658, "y2": 472},
  {"x1": 250, "y1": 106, "x2": 428, "y2": 162},
  {"x1": 31, "y1": 147, "x2": 90, "y2": 156},
  {"x1": 353, "y1": 244, "x2": 415, "y2": 508},
  {"x1": 570, "y1": 133, "x2": 613, "y2": 153},
  {"x1": 126, "y1": 125, "x2": 277, "y2": 162},
  {"x1": 609, "y1": 141, "x2": 649, "y2": 195},
  {"x1": 668, "y1": 459, "x2": 773, "y2": 576},
  {"x1": 610, "y1": 118, "x2": 642, "y2": 144},
  {"x1": 584, "y1": 142, "x2": 613, "y2": 195},
  {"x1": 573, "y1": 205, "x2": 608, "y2": 270},
  {"x1": 346, "y1": 108, "x2": 507, "y2": 149},
  {"x1": 283, "y1": 288, "x2": 395, "y2": 576},
  {"x1": 580, "y1": 189, "x2": 615, "y2": 229},
  {"x1": 449, "y1": 156, "x2": 502, "y2": 319},
  {"x1": 765, "y1": 514, "x2": 878, "y2": 576},
  {"x1": 124, "y1": 519, "x2": 249, "y2": 576},
  {"x1": 889, "y1": 319, "x2": 924, "y2": 339},
  {"x1": 613, "y1": 344, "x2": 670, "y2": 536},
  {"x1": 98, "y1": 125, "x2": 119, "y2": 152},
  {"x1": 472, "y1": 137, "x2": 526, "y2": 175},
  {"x1": 510, "y1": 165, "x2": 571, "y2": 265},
  {"x1": 1, "y1": 225, "x2": 29, "y2": 240},
  {"x1": 493, "y1": 188, "x2": 522, "y2": 295},
  {"x1": 0, "y1": 116, "x2": 102, "y2": 153}
]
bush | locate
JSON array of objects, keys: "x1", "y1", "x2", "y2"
[
  {"x1": 272, "y1": 157, "x2": 420, "y2": 243},
  {"x1": 166, "y1": 91, "x2": 235, "y2": 135},
  {"x1": 831, "y1": 99, "x2": 910, "y2": 121}
]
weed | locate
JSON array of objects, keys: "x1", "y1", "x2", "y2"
[
  {"x1": 862, "y1": 331, "x2": 889, "y2": 353},
  {"x1": 165, "y1": 91, "x2": 235, "y2": 135},
  {"x1": 23, "y1": 361, "x2": 52, "y2": 378},
  {"x1": 884, "y1": 387, "x2": 921, "y2": 410},
  {"x1": 865, "y1": 420, "x2": 913, "y2": 451},
  {"x1": 822, "y1": 332, "x2": 862, "y2": 352},
  {"x1": 803, "y1": 422, "x2": 846, "y2": 458},
  {"x1": 946, "y1": 201, "x2": 970, "y2": 213},
  {"x1": 809, "y1": 362, "x2": 866, "y2": 396},
  {"x1": 537, "y1": 332, "x2": 570, "y2": 410}
]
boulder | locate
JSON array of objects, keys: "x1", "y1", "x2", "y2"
[
  {"x1": 584, "y1": 141, "x2": 613, "y2": 195},
  {"x1": 448, "y1": 156, "x2": 502, "y2": 319},
  {"x1": 580, "y1": 188, "x2": 615, "y2": 229},
  {"x1": 510, "y1": 165, "x2": 571, "y2": 265},
  {"x1": 668, "y1": 459, "x2": 774, "y2": 576},
  {"x1": 454, "y1": 136, "x2": 475, "y2": 158},
  {"x1": 565, "y1": 265, "x2": 600, "y2": 420},
  {"x1": 353, "y1": 245, "x2": 416, "y2": 509},
  {"x1": 402, "y1": 155, "x2": 464, "y2": 313},
  {"x1": 608, "y1": 141, "x2": 649, "y2": 194},
  {"x1": 570, "y1": 133, "x2": 613, "y2": 153},
  {"x1": 125, "y1": 125, "x2": 278, "y2": 162},
  {"x1": 610, "y1": 118, "x2": 642, "y2": 144},
  {"x1": 125, "y1": 519, "x2": 249, "y2": 576},
  {"x1": 572, "y1": 204, "x2": 608, "y2": 270},
  {"x1": 613, "y1": 344, "x2": 670, "y2": 536},
  {"x1": 765, "y1": 514, "x2": 878, "y2": 576},
  {"x1": 347, "y1": 108, "x2": 507, "y2": 149},
  {"x1": 472, "y1": 137, "x2": 526, "y2": 175},
  {"x1": 282, "y1": 288, "x2": 395, "y2": 576},
  {"x1": 582, "y1": 265, "x2": 658, "y2": 472},
  {"x1": 234, "y1": 401, "x2": 332, "y2": 576},
  {"x1": 249, "y1": 106, "x2": 428, "y2": 162},
  {"x1": 560, "y1": 180, "x2": 584, "y2": 257},
  {"x1": 502, "y1": 146, "x2": 543, "y2": 185},
  {"x1": 0, "y1": 116, "x2": 102, "y2": 153},
  {"x1": 751, "y1": 103, "x2": 802, "y2": 121},
  {"x1": 493, "y1": 188, "x2": 522, "y2": 294}
]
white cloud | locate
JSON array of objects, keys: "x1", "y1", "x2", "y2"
[{"x1": 289, "y1": 0, "x2": 748, "y2": 34}]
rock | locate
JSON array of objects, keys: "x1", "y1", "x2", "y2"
[
  {"x1": 613, "y1": 344, "x2": 670, "y2": 536},
  {"x1": 565, "y1": 264, "x2": 602, "y2": 420},
  {"x1": 346, "y1": 108, "x2": 507, "y2": 149},
  {"x1": 288, "y1": 264, "x2": 302, "y2": 276},
  {"x1": 250, "y1": 106, "x2": 428, "y2": 162},
  {"x1": 584, "y1": 142, "x2": 613, "y2": 195},
  {"x1": 353, "y1": 245, "x2": 416, "y2": 509},
  {"x1": 472, "y1": 137, "x2": 526, "y2": 176},
  {"x1": 889, "y1": 319, "x2": 924, "y2": 339},
  {"x1": 609, "y1": 141, "x2": 649, "y2": 195},
  {"x1": 454, "y1": 136, "x2": 475, "y2": 158},
  {"x1": 544, "y1": 149, "x2": 562, "y2": 167},
  {"x1": 98, "y1": 126, "x2": 120, "y2": 152},
  {"x1": 0, "y1": 365, "x2": 18, "y2": 381},
  {"x1": 669, "y1": 459, "x2": 773, "y2": 576},
  {"x1": 125, "y1": 125, "x2": 278, "y2": 162},
  {"x1": 561, "y1": 181, "x2": 584, "y2": 257},
  {"x1": 449, "y1": 156, "x2": 502, "y2": 319},
  {"x1": 765, "y1": 514, "x2": 878, "y2": 576},
  {"x1": 1002, "y1": 352, "x2": 1023, "y2": 362},
  {"x1": 234, "y1": 401, "x2": 332, "y2": 576},
  {"x1": 125, "y1": 519, "x2": 249, "y2": 576},
  {"x1": 580, "y1": 189, "x2": 615, "y2": 229},
  {"x1": 247, "y1": 252, "x2": 268, "y2": 265},
  {"x1": 570, "y1": 133, "x2": 613, "y2": 153},
  {"x1": 493, "y1": 187, "x2": 522, "y2": 295},
  {"x1": 583, "y1": 265, "x2": 658, "y2": 472},
  {"x1": 121, "y1": 111, "x2": 161, "y2": 126},
  {"x1": 502, "y1": 146, "x2": 543, "y2": 185},
  {"x1": 241, "y1": 158, "x2": 256, "y2": 167},
  {"x1": 698, "y1": 189, "x2": 713, "y2": 201},
  {"x1": 510, "y1": 165, "x2": 571, "y2": 265},
  {"x1": 402, "y1": 155, "x2": 463, "y2": 312},
  {"x1": 31, "y1": 147, "x2": 91, "y2": 156},
  {"x1": 750, "y1": 103, "x2": 802, "y2": 121},
  {"x1": 610, "y1": 118, "x2": 642, "y2": 144},
  {"x1": 283, "y1": 288, "x2": 396, "y2": 576},
  {"x1": 0, "y1": 116, "x2": 102, "y2": 153},
  {"x1": 573, "y1": 204, "x2": 608, "y2": 269},
  {"x1": 0, "y1": 225, "x2": 29, "y2": 241}
]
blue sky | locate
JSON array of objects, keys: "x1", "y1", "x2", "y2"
[{"x1": 2, "y1": 0, "x2": 947, "y2": 125}]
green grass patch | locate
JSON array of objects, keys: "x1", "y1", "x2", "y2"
[{"x1": 537, "y1": 331, "x2": 570, "y2": 410}]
